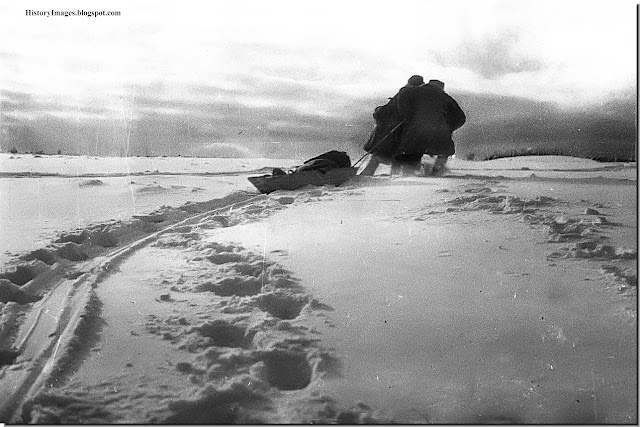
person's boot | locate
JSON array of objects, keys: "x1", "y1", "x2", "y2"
[{"x1": 402, "y1": 162, "x2": 421, "y2": 176}]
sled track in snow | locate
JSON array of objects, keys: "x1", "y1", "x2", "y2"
[{"x1": 0, "y1": 193, "x2": 267, "y2": 423}]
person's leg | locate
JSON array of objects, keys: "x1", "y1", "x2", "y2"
[
  {"x1": 400, "y1": 154, "x2": 423, "y2": 176},
  {"x1": 390, "y1": 159, "x2": 402, "y2": 176},
  {"x1": 359, "y1": 155, "x2": 382, "y2": 176},
  {"x1": 391, "y1": 154, "x2": 413, "y2": 176},
  {"x1": 431, "y1": 155, "x2": 448, "y2": 175}
]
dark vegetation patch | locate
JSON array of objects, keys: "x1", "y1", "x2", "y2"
[{"x1": 460, "y1": 143, "x2": 636, "y2": 163}]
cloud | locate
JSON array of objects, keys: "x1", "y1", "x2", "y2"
[
  {"x1": 1, "y1": 89, "x2": 34, "y2": 107},
  {"x1": 433, "y1": 29, "x2": 545, "y2": 80},
  {"x1": 1, "y1": 89, "x2": 117, "y2": 123},
  {"x1": 2, "y1": 70, "x2": 635, "y2": 161}
]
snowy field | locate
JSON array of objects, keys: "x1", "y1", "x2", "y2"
[
  {"x1": 0, "y1": 154, "x2": 299, "y2": 263},
  {"x1": 0, "y1": 153, "x2": 636, "y2": 423}
]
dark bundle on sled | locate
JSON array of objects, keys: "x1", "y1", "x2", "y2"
[
  {"x1": 248, "y1": 150, "x2": 357, "y2": 194},
  {"x1": 292, "y1": 150, "x2": 351, "y2": 173}
]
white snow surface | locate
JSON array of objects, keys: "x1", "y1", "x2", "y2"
[{"x1": 0, "y1": 154, "x2": 636, "y2": 423}]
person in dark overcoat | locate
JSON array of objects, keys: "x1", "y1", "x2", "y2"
[
  {"x1": 359, "y1": 75, "x2": 424, "y2": 176},
  {"x1": 392, "y1": 78, "x2": 466, "y2": 175},
  {"x1": 360, "y1": 76, "x2": 466, "y2": 176}
]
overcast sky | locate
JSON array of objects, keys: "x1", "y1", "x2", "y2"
[{"x1": 0, "y1": 0, "x2": 637, "y2": 157}]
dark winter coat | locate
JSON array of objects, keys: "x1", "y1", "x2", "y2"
[
  {"x1": 363, "y1": 97, "x2": 403, "y2": 159},
  {"x1": 393, "y1": 84, "x2": 466, "y2": 157}
]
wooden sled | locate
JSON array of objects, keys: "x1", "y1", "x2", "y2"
[{"x1": 248, "y1": 167, "x2": 358, "y2": 194}]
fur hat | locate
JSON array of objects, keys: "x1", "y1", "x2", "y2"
[
  {"x1": 407, "y1": 75, "x2": 425, "y2": 86},
  {"x1": 428, "y1": 79, "x2": 445, "y2": 90}
]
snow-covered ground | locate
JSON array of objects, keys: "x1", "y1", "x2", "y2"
[
  {"x1": 0, "y1": 154, "x2": 299, "y2": 263},
  {"x1": 0, "y1": 154, "x2": 636, "y2": 423}
]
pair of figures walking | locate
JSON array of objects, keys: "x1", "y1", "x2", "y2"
[{"x1": 360, "y1": 75, "x2": 466, "y2": 176}]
